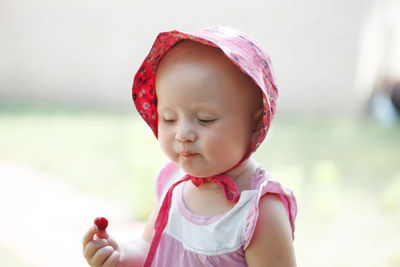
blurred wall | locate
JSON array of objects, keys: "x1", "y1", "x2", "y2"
[{"x1": 0, "y1": 0, "x2": 379, "y2": 114}]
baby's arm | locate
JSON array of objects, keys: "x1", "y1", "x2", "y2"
[
  {"x1": 119, "y1": 200, "x2": 161, "y2": 266},
  {"x1": 82, "y1": 201, "x2": 160, "y2": 267},
  {"x1": 245, "y1": 194, "x2": 296, "y2": 267}
]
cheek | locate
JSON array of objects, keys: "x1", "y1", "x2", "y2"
[
  {"x1": 234, "y1": 118, "x2": 254, "y2": 148},
  {"x1": 202, "y1": 128, "x2": 244, "y2": 157},
  {"x1": 207, "y1": 124, "x2": 251, "y2": 156},
  {"x1": 158, "y1": 127, "x2": 174, "y2": 155}
]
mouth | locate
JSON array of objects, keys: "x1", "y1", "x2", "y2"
[{"x1": 180, "y1": 151, "x2": 199, "y2": 158}]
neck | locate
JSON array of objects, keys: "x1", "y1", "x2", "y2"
[
  {"x1": 226, "y1": 158, "x2": 257, "y2": 191},
  {"x1": 224, "y1": 159, "x2": 250, "y2": 180}
]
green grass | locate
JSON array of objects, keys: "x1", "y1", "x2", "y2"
[
  {"x1": 1, "y1": 107, "x2": 399, "y2": 219},
  {"x1": 0, "y1": 106, "x2": 166, "y2": 220}
]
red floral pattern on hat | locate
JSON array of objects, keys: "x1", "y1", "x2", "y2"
[{"x1": 132, "y1": 25, "x2": 279, "y2": 154}]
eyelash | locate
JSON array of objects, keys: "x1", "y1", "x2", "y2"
[
  {"x1": 198, "y1": 119, "x2": 216, "y2": 124},
  {"x1": 162, "y1": 118, "x2": 176, "y2": 123},
  {"x1": 161, "y1": 118, "x2": 216, "y2": 124}
]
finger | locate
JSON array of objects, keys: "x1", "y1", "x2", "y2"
[
  {"x1": 91, "y1": 246, "x2": 114, "y2": 267},
  {"x1": 103, "y1": 250, "x2": 120, "y2": 267},
  {"x1": 83, "y1": 238, "x2": 108, "y2": 261},
  {"x1": 105, "y1": 236, "x2": 119, "y2": 250},
  {"x1": 82, "y1": 225, "x2": 97, "y2": 249},
  {"x1": 96, "y1": 228, "x2": 109, "y2": 240}
]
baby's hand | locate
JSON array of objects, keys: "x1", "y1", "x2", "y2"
[{"x1": 82, "y1": 218, "x2": 121, "y2": 267}]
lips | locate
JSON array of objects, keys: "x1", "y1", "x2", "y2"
[{"x1": 180, "y1": 151, "x2": 199, "y2": 158}]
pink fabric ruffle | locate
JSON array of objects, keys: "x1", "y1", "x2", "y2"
[
  {"x1": 244, "y1": 179, "x2": 297, "y2": 249},
  {"x1": 155, "y1": 162, "x2": 178, "y2": 200}
]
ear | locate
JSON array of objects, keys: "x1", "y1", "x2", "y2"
[{"x1": 251, "y1": 107, "x2": 264, "y2": 142}]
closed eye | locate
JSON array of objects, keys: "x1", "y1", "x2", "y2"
[
  {"x1": 162, "y1": 118, "x2": 176, "y2": 123},
  {"x1": 198, "y1": 119, "x2": 217, "y2": 124}
]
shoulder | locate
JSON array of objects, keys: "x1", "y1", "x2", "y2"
[
  {"x1": 155, "y1": 162, "x2": 180, "y2": 199},
  {"x1": 155, "y1": 161, "x2": 187, "y2": 200},
  {"x1": 256, "y1": 194, "x2": 294, "y2": 239},
  {"x1": 245, "y1": 194, "x2": 296, "y2": 267}
]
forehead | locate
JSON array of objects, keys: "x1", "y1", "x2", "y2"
[{"x1": 155, "y1": 41, "x2": 260, "y2": 106}]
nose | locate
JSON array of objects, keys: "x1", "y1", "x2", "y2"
[{"x1": 175, "y1": 121, "x2": 197, "y2": 143}]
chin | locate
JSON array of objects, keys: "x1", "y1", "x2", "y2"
[
  {"x1": 180, "y1": 166, "x2": 212, "y2": 178},
  {"x1": 182, "y1": 168, "x2": 204, "y2": 177},
  {"x1": 184, "y1": 165, "x2": 232, "y2": 178}
]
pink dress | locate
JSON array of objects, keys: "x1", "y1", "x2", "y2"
[{"x1": 149, "y1": 162, "x2": 297, "y2": 266}]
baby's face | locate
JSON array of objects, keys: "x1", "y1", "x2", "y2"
[{"x1": 155, "y1": 41, "x2": 262, "y2": 177}]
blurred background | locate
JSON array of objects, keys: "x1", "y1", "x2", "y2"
[{"x1": 1, "y1": 0, "x2": 399, "y2": 266}]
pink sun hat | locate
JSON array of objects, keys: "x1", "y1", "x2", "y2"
[{"x1": 132, "y1": 25, "x2": 279, "y2": 153}]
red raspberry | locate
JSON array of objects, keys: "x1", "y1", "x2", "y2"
[{"x1": 94, "y1": 217, "x2": 108, "y2": 231}]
